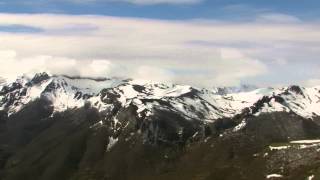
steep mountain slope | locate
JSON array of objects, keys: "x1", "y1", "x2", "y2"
[{"x1": 0, "y1": 73, "x2": 319, "y2": 180}]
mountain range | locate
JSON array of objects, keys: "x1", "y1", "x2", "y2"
[{"x1": 0, "y1": 72, "x2": 319, "y2": 180}]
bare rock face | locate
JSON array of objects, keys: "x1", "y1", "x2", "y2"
[{"x1": 26, "y1": 72, "x2": 50, "y2": 86}]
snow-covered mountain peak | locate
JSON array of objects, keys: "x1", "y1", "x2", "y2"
[{"x1": 1, "y1": 72, "x2": 320, "y2": 121}]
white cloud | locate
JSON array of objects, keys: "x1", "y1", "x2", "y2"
[
  {"x1": 135, "y1": 66, "x2": 175, "y2": 82},
  {"x1": 0, "y1": 13, "x2": 319, "y2": 87},
  {"x1": 0, "y1": 50, "x2": 16, "y2": 59},
  {"x1": 273, "y1": 58, "x2": 287, "y2": 66},
  {"x1": 220, "y1": 48, "x2": 246, "y2": 59},
  {"x1": 0, "y1": 52, "x2": 120, "y2": 81},
  {"x1": 303, "y1": 79, "x2": 320, "y2": 87}
]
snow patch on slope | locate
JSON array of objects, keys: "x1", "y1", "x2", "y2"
[
  {"x1": 266, "y1": 174, "x2": 283, "y2": 179},
  {"x1": 106, "y1": 136, "x2": 118, "y2": 151}
]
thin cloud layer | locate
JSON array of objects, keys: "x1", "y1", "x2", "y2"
[{"x1": 0, "y1": 13, "x2": 319, "y2": 87}]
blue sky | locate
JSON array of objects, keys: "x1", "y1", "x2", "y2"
[
  {"x1": 0, "y1": 0, "x2": 319, "y2": 20},
  {"x1": 0, "y1": 0, "x2": 319, "y2": 87}
]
